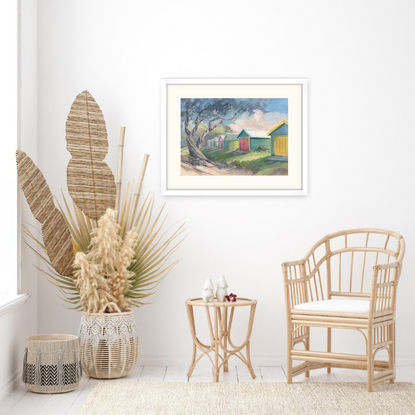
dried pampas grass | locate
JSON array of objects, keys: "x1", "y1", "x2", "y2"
[{"x1": 73, "y1": 208, "x2": 138, "y2": 313}]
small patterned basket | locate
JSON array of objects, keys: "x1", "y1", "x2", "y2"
[{"x1": 22, "y1": 334, "x2": 82, "y2": 394}]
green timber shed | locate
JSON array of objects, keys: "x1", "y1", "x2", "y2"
[
  {"x1": 236, "y1": 129, "x2": 270, "y2": 152},
  {"x1": 223, "y1": 133, "x2": 239, "y2": 151}
]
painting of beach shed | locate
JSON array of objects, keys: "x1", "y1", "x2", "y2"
[
  {"x1": 237, "y1": 129, "x2": 270, "y2": 152},
  {"x1": 179, "y1": 96, "x2": 291, "y2": 179},
  {"x1": 268, "y1": 120, "x2": 288, "y2": 160},
  {"x1": 223, "y1": 133, "x2": 239, "y2": 151}
]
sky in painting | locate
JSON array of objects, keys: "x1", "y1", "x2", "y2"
[
  {"x1": 265, "y1": 98, "x2": 288, "y2": 113},
  {"x1": 221, "y1": 98, "x2": 288, "y2": 134}
]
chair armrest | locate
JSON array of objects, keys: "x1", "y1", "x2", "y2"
[
  {"x1": 370, "y1": 262, "x2": 400, "y2": 314},
  {"x1": 282, "y1": 259, "x2": 306, "y2": 268},
  {"x1": 373, "y1": 261, "x2": 399, "y2": 271},
  {"x1": 282, "y1": 259, "x2": 307, "y2": 309},
  {"x1": 282, "y1": 259, "x2": 307, "y2": 285}
]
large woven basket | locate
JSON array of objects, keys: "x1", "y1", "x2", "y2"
[
  {"x1": 78, "y1": 310, "x2": 139, "y2": 379},
  {"x1": 22, "y1": 334, "x2": 81, "y2": 394}
]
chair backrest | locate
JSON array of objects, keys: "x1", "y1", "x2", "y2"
[{"x1": 302, "y1": 229, "x2": 405, "y2": 306}]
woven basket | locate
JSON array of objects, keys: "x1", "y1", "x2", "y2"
[
  {"x1": 22, "y1": 334, "x2": 81, "y2": 394},
  {"x1": 78, "y1": 310, "x2": 139, "y2": 379}
]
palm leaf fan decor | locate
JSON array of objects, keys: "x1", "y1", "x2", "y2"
[
  {"x1": 16, "y1": 151, "x2": 74, "y2": 276},
  {"x1": 66, "y1": 90, "x2": 116, "y2": 221}
]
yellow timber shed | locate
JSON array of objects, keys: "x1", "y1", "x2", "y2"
[{"x1": 268, "y1": 120, "x2": 288, "y2": 158}]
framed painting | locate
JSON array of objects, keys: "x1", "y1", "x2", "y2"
[{"x1": 161, "y1": 79, "x2": 307, "y2": 196}]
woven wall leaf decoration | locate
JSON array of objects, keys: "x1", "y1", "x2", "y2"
[
  {"x1": 16, "y1": 151, "x2": 74, "y2": 276},
  {"x1": 66, "y1": 90, "x2": 116, "y2": 221}
]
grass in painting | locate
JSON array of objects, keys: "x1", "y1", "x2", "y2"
[{"x1": 200, "y1": 148, "x2": 288, "y2": 176}]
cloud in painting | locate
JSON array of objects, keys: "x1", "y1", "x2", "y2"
[{"x1": 229, "y1": 110, "x2": 288, "y2": 134}]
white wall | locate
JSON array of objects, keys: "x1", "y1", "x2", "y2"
[
  {"x1": 19, "y1": 0, "x2": 38, "y2": 342},
  {"x1": 0, "y1": 0, "x2": 38, "y2": 398},
  {"x1": 33, "y1": 0, "x2": 415, "y2": 365}
]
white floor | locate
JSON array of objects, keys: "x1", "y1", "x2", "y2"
[{"x1": 1, "y1": 365, "x2": 415, "y2": 415}]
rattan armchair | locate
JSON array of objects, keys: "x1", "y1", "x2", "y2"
[{"x1": 282, "y1": 229, "x2": 405, "y2": 392}]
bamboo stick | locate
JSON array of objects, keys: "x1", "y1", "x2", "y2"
[
  {"x1": 127, "y1": 154, "x2": 150, "y2": 231},
  {"x1": 115, "y1": 127, "x2": 126, "y2": 222}
]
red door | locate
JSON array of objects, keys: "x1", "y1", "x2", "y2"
[{"x1": 240, "y1": 136, "x2": 249, "y2": 151}]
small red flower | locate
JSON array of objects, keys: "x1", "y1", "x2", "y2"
[{"x1": 225, "y1": 293, "x2": 237, "y2": 302}]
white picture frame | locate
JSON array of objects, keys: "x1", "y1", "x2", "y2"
[{"x1": 161, "y1": 78, "x2": 308, "y2": 196}]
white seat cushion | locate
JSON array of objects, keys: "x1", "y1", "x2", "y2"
[{"x1": 293, "y1": 299, "x2": 370, "y2": 314}]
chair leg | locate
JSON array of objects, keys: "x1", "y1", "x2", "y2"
[
  {"x1": 287, "y1": 324, "x2": 293, "y2": 384},
  {"x1": 389, "y1": 322, "x2": 395, "y2": 384},
  {"x1": 305, "y1": 326, "x2": 310, "y2": 377},
  {"x1": 367, "y1": 329, "x2": 374, "y2": 392},
  {"x1": 327, "y1": 327, "x2": 331, "y2": 374}
]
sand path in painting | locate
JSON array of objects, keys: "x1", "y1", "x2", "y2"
[{"x1": 181, "y1": 155, "x2": 254, "y2": 176}]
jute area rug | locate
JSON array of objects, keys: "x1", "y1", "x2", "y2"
[{"x1": 78, "y1": 382, "x2": 415, "y2": 415}]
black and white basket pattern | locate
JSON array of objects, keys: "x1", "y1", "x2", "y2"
[{"x1": 22, "y1": 334, "x2": 82, "y2": 394}]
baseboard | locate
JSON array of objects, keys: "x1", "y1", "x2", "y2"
[
  {"x1": 136, "y1": 355, "x2": 415, "y2": 367},
  {"x1": 0, "y1": 369, "x2": 21, "y2": 402},
  {"x1": 137, "y1": 355, "x2": 286, "y2": 367}
]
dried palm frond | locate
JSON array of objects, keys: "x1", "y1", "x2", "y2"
[
  {"x1": 16, "y1": 150, "x2": 74, "y2": 276},
  {"x1": 34, "y1": 184, "x2": 185, "y2": 311},
  {"x1": 66, "y1": 90, "x2": 116, "y2": 220},
  {"x1": 124, "y1": 191, "x2": 186, "y2": 308},
  {"x1": 24, "y1": 187, "x2": 185, "y2": 312},
  {"x1": 55, "y1": 191, "x2": 96, "y2": 254}
]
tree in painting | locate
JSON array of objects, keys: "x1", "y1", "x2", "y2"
[{"x1": 181, "y1": 98, "x2": 271, "y2": 165}]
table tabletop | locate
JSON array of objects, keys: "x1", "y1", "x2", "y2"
[{"x1": 186, "y1": 297, "x2": 256, "y2": 307}]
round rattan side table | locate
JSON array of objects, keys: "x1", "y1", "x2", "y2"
[{"x1": 185, "y1": 297, "x2": 257, "y2": 382}]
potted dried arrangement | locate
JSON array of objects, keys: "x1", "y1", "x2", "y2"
[{"x1": 17, "y1": 91, "x2": 185, "y2": 379}]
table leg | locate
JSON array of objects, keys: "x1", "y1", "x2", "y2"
[
  {"x1": 213, "y1": 307, "x2": 219, "y2": 382},
  {"x1": 246, "y1": 303, "x2": 257, "y2": 379},
  {"x1": 186, "y1": 304, "x2": 197, "y2": 377},
  {"x1": 246, "y1": 340, "x2": 256, "y2": 379},
  {"x1": 223, "y1": 307, "x2": 229, "y2": 372},
  {"x1": 224, "y1": 303, "x2": 257, "y2": 379},
  {"x1": 187, "y1": 343, "x2": 197, "y2": 377}
]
